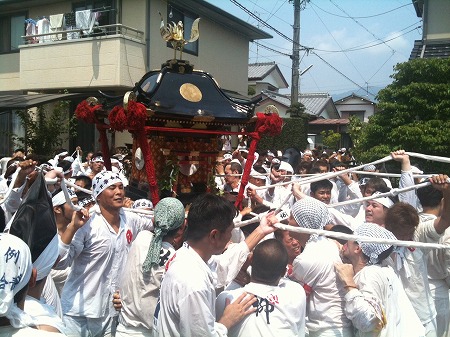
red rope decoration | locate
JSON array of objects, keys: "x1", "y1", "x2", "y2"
[
  {"x1": 127, "y1": 101, "x2": 147, "y2": 129},
  {"x1": 255, "y1": 112, "x2": 283, "y2": 136},
  {"x1": 235, "y1": 113, "x2": 283, "y2": 207},
  {"x1": 75, "y1": 100, "x2": 102, "y2": 124},
  {"x1": 108, "y1": 101, "x2": 147, "y2": 131},
  {"x1": 108, "y1": 106, "x2": 127, "y2": 132},
  {"x1": 136, "y1": 130, "x2": 160, "y2": 205},
  {"x1": 96, "y1": 124, "x2": 111, "y2": 171}
]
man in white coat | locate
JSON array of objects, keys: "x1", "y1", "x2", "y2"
[
  {"x1": 216, "y1": 239, "x2": 306, "y2": 337},
  {"x1": 335, "y1": 222, "x2": 425, "y2": 337}
]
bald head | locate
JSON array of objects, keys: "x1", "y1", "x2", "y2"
[{"x1": 251, "y1": 239, "x2": 288, "y2": 284}]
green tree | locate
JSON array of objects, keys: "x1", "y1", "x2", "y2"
[
  {"x1": 320, "y1": 130, "x2": 341, "y2": 150},
  {"x1": 12, "y1": 99, "x2": 77, "y2": 156},
  {"x1": 356, "y1": 58, "x2": 450, "y2": 171},
  {"x1": 347, "y1": 115, "x2": 366, "y2": 163},
  {"x1": 286, "y1": 102, "x2": 306, "y2": 118}
]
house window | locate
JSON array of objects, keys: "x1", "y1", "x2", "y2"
[
  {"x1": 73, "y1": 0, "x2": 115, "y2": 26},
  {"x1": 0, "y1": 12, "x2": 26, "y2": 53},
  {"x1": 0, "y1": 110, "x2": 24, "y2": 157},
  {"x1": 341, "y1": 110, "x2": 365, "y2": 122},
  {"x1": 167, "y1": 4, "x2": 199, "y2": 56}
]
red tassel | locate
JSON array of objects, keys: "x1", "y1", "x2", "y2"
[
  {"x1": 108, "y1": 106, "x2": 128, "y2": 131},
  {"x1": 75, "y1": 100, "x2": 102, "y2": 123},
  {"x1": 127, "y1": 101, "x2": 147, "y2": 130},
  {"x1": 255, "y1": 112, "x2": 283, "y2": 136}
]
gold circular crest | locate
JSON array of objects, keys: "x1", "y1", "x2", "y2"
[{"x1": 180, "y1": 83, "x2": 202, "y2": 102}]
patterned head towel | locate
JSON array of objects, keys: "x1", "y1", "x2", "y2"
[
  {"x1": 291, "y1": 197, "x2": 332, "y2": 242},
  {"x1": 92, "y1": 171, "x2": 122, "y2": 199},
  {"x1": 142, "y1": 197, "x2": 185, "y2": 271},
  {"x1": 91, "y1": 156, "x2": 104, "y2": 163},
  {"x1": 363, "y1": 164, "x2": 376, "y2": 171},
  {"x1": 355, "y1": 222, "x2": 397, "y2": 265}
]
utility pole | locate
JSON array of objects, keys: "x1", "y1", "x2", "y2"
[{"x1": 291, "y1": 0, "x2": 301, "y2": 105}]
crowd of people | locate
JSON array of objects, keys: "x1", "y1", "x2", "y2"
[{"x1": 0, "y1": 144, "x2": 449, "y2": 337}]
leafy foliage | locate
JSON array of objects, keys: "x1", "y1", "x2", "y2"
[
  {"x1": 158, "y1": 159, "x2": 179, "y2": 192},
  {"x1": 353, "y1": 58, "x2": 450, "y2": 172},
  {"x1": 347, "y1": 115, "x2": 366, "y2": 162},
  {"x1": 12, "y1": 99, "x2": 77, "y2": 156},
  {"x1": 286, "y1": 102, "x2": 306, "y2": 117},
  {"x1": 320, "y1": 130, "x2": 341, "y2": 150}
]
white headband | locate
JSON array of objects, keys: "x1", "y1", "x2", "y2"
[
  {"x1": 278, "y1": 161, "x2": 293, "y2": 173},
  {"x1": 133, "y1": 199, "x2": 154, "y2": 210},
  {"x1": 52, "y1": 189, "x2": 77, "y2": 207},
  {"x1": 371, "y1": 191, "x2": 394, "y2": 208}
]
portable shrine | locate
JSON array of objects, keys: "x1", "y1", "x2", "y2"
[{"x1": 75, "y1": 16, "x2": 282, "y2": 206}]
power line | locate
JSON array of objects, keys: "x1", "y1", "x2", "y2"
[
  {"x1": 243, "y1": 0, "x2": 291, "y2": 25},
  {"x1": 266, "y1": 0, "x2": 289, "y2": 22},
  {"x1": 313, "y1": 25, "x2": 421, "y2": 53},
  {"x1": 310, "y1": 4, "x2": 366, "y2": 83},
  {"x1": 310, "y1": 1, "x2": 414, "y2": 19},
  {"x1": 230, "y1": 0, "x2": 311, "y2": 51},
  {"x1": 366, "y1": 51, "x2": 396, "y2": 83},
  {"x1": 311, "y1": 51, "x2": 377, "y2": 97},
  {"x1": 329, "y1": 0, "x2": 396, "y2": 54},
  {"x1": 252, "y1": 41, "x2": 291, "y2": 57}
]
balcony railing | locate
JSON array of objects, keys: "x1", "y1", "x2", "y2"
[
  {"x1": 18, "y1": 23, "x2": 147, "y2": 91},
  {"x1": 21, "y1": 23, "x2": 144, "y2": 45}
]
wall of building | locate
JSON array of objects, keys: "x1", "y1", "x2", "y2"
[
  {"x1": 28, "y1": 2, "x2": 71, "y2": 18},
  {"x1": 426, "y1": 0, "x2": 450, "y2": 40},
  {"x1": 147, "y1": 1, "x2": 250, "y2": 96},
  {"x1": 0, "y1": 54, "x2": 20, "y2": 91},
  {"x1": 0, "y1": 1, "x2": 71, "y2": 92},
  {"x1": 122, "y1": 0, "x2": 147, "y2": 35},
  {"x1": 335, "y1": 97, "x2": 375, "y2": 122},
  {"x1": 19, "y1": 37, "x2": 146, "y2": 91}
]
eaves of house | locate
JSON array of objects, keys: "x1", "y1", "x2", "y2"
[
  {"x1": 248, "y1": 62, "x2": 289, "y2": 88},
  {"x1": 258, "y1": 91, "x2": 339, "y2": 118},
  {"x1": 335, "y1": 93, "x2": 376, "y2": 105}
]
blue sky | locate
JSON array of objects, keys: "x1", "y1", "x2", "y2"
[{"x1": 206, "y1": 0, "x2": 422, "y2": 98}]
